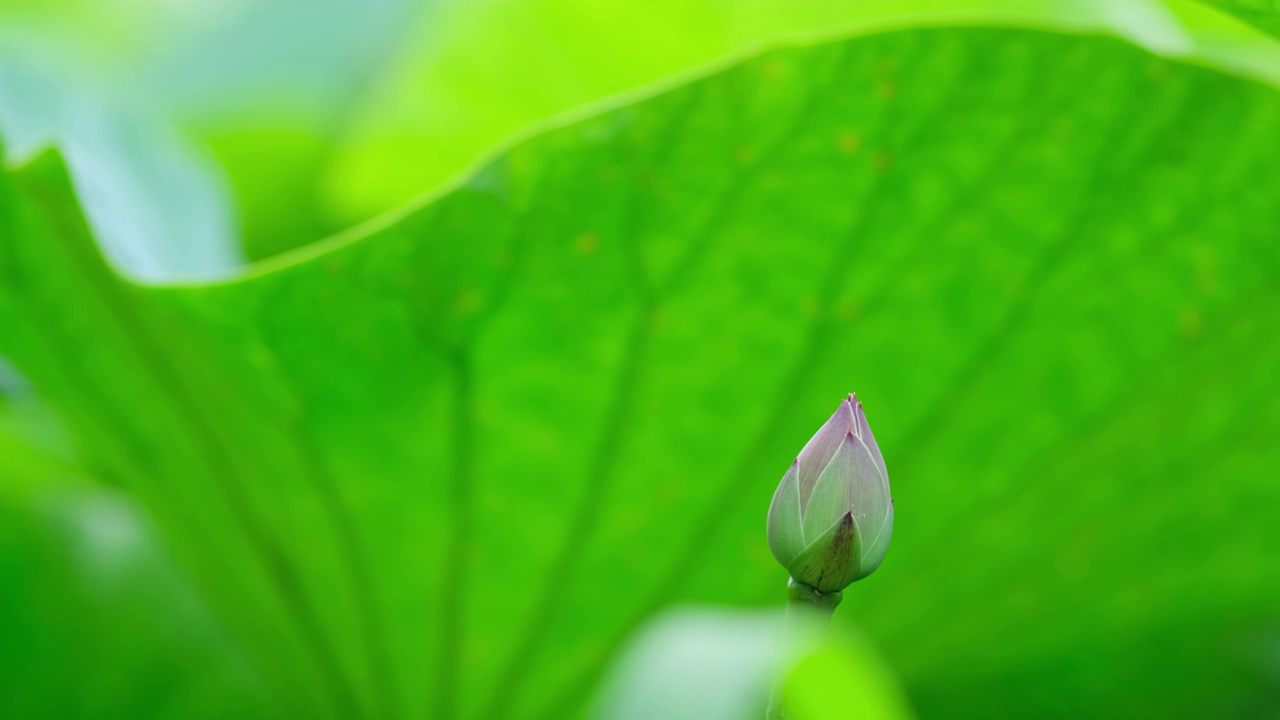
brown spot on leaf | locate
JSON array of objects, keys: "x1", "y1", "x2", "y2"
[
  {"x1": 1179, "y1": 309, "x2": 1202, "y2": 340},
  {"x1": 576, "y1": 232, "x2": 599, "y2": 254}
]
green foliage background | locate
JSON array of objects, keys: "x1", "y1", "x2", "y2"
[{"x1": 2, "y1": 1, "x2": 1279, "y2": 718}]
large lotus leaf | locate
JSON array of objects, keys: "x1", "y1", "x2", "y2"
[{"x1": 3, "y1": 3, "x2": 1280, "y2": 719}]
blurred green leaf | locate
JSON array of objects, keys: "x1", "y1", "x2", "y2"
[
  {"x1": 131, "y1": 0, "x2": 419, "y2": 262},
  {"x1": 0, "y1": 482, "x2": 269, "y2": 718},
  {"x1": 589, "y1": 608, "x2": 911, "y2": 720},
  {"x1": 0, "y1": 366, "x2": 266, "y2": 717},
  {"x1": 3, "y1": 2, "x2": 1280, "y2": 718},
  {"x1": 0, "y1": 0, "x2": 199, "y2": 67},
  {"x1": 1199, "y1": 0, "x2": 1280, "y2": 36},
  {"x1": 782, "y1": 638, "x2": 914, "y2": 720},
  {"x1": 323, "y1": 0, "x2": 1280, "y2": 227},
  {"x1": 0, "y1": 0, "x2": 423, "y2": 265},
  {"x1": 326, "y1": 0, "x2": 882, "y2": 224}
]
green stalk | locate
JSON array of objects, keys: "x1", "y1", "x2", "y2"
[
  {"x1": 765, "y1": 579, "x2": 842, "y2": 719},
  {"x1": 783, "y1": 577, "x2": 843, "y2": 619}
]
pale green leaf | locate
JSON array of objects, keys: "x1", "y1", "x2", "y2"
[{"x1": 589, "y1": 608, "x2": 912, "y2": 720}]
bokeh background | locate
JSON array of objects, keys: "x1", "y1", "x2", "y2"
[{"x1": 2, "y1": 1, "x2": 1279, "y2": 718}]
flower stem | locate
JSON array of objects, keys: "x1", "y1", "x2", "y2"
[
  {"x1": 765, "y1": 579, "x2": 842, "y2": 719},
  {"x1": 784, "y1": 577, "x2": 843, "y2": 619}
]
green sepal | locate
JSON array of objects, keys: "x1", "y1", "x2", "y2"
[{"x1": 787, "y1": 511, "x2": 860, "y2": 593}]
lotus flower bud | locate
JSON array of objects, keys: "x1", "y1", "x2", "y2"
[{"x1": 767, "y1": 394, "x2": 893, "y2": 592}]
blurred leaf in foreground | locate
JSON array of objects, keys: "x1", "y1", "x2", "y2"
[{"x1": 590, "y1": 608, "x2": 911, "y2": 720}]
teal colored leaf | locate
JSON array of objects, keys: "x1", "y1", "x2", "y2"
[
  {"x1": 133, "y1": 0, "x2": 420, "y2": 261},
  {"x1": 0, "y1": 57, "x2": 240, "y2": 280},
  {"x1": 3, "y1": 3, "x2": 1280, "y2": 718},
  {"x1": 0, "y1": 0, "x2": 423, "y2": 264}
]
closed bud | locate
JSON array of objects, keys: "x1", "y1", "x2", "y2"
[{"x1": 767, "y1": 394, "x2": 893, "y2": 592}]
